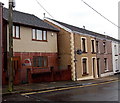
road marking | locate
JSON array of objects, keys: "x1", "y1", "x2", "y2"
[{"x1": 21, "y1": 79, "x2": 119, "y2": 96}]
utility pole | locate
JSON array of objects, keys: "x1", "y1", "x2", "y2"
[{"x1": 8, "y1": 0, "x2": 15, "y2": 92}]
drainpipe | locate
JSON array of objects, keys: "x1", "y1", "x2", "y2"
[{"x1": 0, "y1": 2, "x2": 3, "y2": 97}]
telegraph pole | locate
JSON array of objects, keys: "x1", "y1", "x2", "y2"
[{"x1": 8, "y1": 0, "x2": 15, "y2": 92}]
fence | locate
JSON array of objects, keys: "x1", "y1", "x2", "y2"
[{"x1": 28, "y1": 67, "x2": 72, "y2": 83}]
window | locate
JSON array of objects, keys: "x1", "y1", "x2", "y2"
[
  {"x1": 104, "y1": 58, "x2": 108, "y2": 71},
  {"x1": 91, "y1": 40, "x2": 95, "y2": 53},
  {"x1": 33, "y1": 56, "x2": 48, "y2": 68},
  {"x1": 32, "y1": 29, "x2": 36, "y2": 39},
  {"x1": 96, "y1": 41, "x2": 99, "y2": 53},
  {"x1": 81, "y1": 38, "x2": 87, "y2": 53},
  {"x1": 115, "y1": 59, "x2": 118, "y2": 70},
  {"x1": 97, "y1": 58, "x2": 100, "y2": 77},
  {"x1": 92, "y1": 58, "x2": 96, "y2": 78},
  {"x1": 114, "y1": 45, "x2": 117, "y2": 56},
  {"x1": 103, "y1": 42, "x2": 106, "y2": 53},
  {"x1": 13, "y1": 25, "x2": 20, "y2": 39},
  {"x1": 32, "y1": 29, "x2": 47, "y2": 41},
  {"x1": 82, "y1": 58, "x2": 88, "y2": 75},
  {"x1": 43, "y1": 31, "x2": 47, "y2": 40}
]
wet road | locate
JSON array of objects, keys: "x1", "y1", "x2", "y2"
[{"x1": 3, "y1": 80, "x2": 119, "y2": 102}]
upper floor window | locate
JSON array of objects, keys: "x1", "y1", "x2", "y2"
[
  {"x1": 13, "y1": 25, "x2": 20, "y2": 39},
  {"x1": 103, "y1": 42, "x2": 106, "y2": 53},
  {"x1": 81, "y1": 37, "x2": 87, "y2": 53},
  {"x1": 91, "y1": 39, "x2": 95, "y2": 53},
  {"x1": 96, "y1": 41, "x2": 99, "y2": 53},
  {"x1": 32, "y1": 29, "x2": 47, "y2": 41},
  {"x1": 114, "y1": 45, "x2": 117, "y2": 56}
]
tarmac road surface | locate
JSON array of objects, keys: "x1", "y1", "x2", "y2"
[{"x1": 2, "y1": 80, "x2": 120, "y2": 102}]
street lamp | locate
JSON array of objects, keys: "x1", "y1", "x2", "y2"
[{"x1": 8, "y1": 0, "x2": 15, "y2": 92}]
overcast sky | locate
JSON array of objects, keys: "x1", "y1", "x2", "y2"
[{"x1": 0, "y1": 0, "x2": 119, "y2": 39}]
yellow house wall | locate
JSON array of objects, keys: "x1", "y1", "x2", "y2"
[{"x1": 74, "y1": 33, "x2": 98, "y2": 80}]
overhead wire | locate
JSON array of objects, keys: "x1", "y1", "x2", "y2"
[
  {"x1": 35, "y1": 0, "x2": 54, "y2": 18},
  {"x1": 81, "y1": 0, "x2": 120, "y2": 28},
  {"x1": 35, "y1": 0, "x2": 119, "y2": 28}
]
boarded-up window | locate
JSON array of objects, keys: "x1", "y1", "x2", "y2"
[{"x1": 33, "y1": 56, "x2": 48, "y2": 68}]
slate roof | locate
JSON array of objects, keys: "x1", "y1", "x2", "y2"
[
  {"x1": 48, "y1": 18, "x2": 120, "y2": 42},
  {"x1": 3, "y1": 8, "x2": 59, "y2": 32}
]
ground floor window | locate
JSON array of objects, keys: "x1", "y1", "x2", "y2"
[
  {"x1": 82, "y1": 58, "x2": 88, "y2": 76},
  {"x1": 104, "y1": 58, "x2": 108, "y2": 72},
  {"x1": 33, "y1": 56, "x2": 48, "y2": 68}
]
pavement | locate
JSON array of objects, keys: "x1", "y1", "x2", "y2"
[{"x1": 2, "y1": 74, "x2": 120, "y2": 96}]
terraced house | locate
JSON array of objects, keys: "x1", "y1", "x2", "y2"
[
  {"x1": 1, "y1": 4, "x2": 60, "y2": 85},
  {"x1": 44, "y1": 18, "x2": 119, "y2": 80},
  {"x1": 112, "y1": 39, "x2": 120, "y2": 74},
  {"x1": 96, "y1": 35, "x2": 113, "y2": 77},
  {"x1": 45, "y1": 18, "x2": 99, "y2": 81}
]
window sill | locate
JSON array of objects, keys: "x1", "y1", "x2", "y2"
[
  {"x1": 104, "y1": 69, "x2": 109, "y2": 72},
  {"x1": 82, "y1": 73, "x2": 89, "y2": 76},
  {"x1": 91, "y1": 52, "x2": 96, "y2": 54},
  {"x1": 32, "y1": 39, "x2": 47, "y2": 42},
  {"x1": 31, "y1": 67, "x2": 50, "y2": 74},
  {"x1": 13, "y1": 37, "x2": 21, "y2": 39},
  {"x1": 82, "y1": 52, "x2": 87, "y2": 53}
]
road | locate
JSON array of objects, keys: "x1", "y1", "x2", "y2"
[{"x1": 2, "y1": 80, "x2": 120, "y2": 102}]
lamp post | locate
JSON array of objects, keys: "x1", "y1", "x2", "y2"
[{"x1": 8, "y1": 0, "x2": 15, "y2": 92}]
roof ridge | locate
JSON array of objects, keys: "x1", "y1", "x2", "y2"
[
  {"x1": 46, "y1": 18, "x2": 119, "y2": 41},
  {"x1": 3, "y1": 8, "x2": 59, "y2": 31}
]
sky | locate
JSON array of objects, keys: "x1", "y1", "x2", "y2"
[{"x1": 0, "y1": 0, "x2": 119, "y2": 39}]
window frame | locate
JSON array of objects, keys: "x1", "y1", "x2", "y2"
[
  {"x1": 81, "y1": 37, "x2": 87, "y2": 53},
  {"x1": 13, "y1": 25, "x2": 20, "y2": 39},
  {"x1": 32, "y1": 29, "x2": 47, "y2": 42},
  {"x1": 96, "y1": 41, "x2": 99, "y2": 53},
  {"x1": 91, "y1": 39, "x2": 96, "y2": 53},
  {"x1": 104, "y1": 58, "x2": 108, "y2": 72},
  {"x1": 82, "y1": 57, "x2": 89, "y2": 76},
  {"x1": 33, "y1": 56, "x2": 48, "y2": 69},
  {"x1": 103, "y1": 41, "x2": 106, "y2": 53}
]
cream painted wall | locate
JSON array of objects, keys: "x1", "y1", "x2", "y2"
[
  {"x1": 112, "y1": 41, "x2": 119, "y2": 73},
  {"x1": 7, "y1": 25, "x2": 58, "y2": 53}
]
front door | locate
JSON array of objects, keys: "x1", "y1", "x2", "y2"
[
  {"x1": 97, "y1": 58, "x2": 100, "y2": 77},
  {"x1": 13, "y1": 56, "x2": 20, "y2": 85},
  {"x1": 92, "y1": 58, "x2": 96, "y2": 78}
]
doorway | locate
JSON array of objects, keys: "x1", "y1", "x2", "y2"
[
  {"x1": 97, "y1": 58, "x2": 100, "y2": 77},
  {"x1": 92, "y1": 58, "x2": 96, "y2": 78},
  {"x1": 12, "y1": 56, "x2": 20, "y2": 85}
]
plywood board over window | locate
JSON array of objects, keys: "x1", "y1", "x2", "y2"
[{"x1": 33, "y1": 56, "x2": 48, "y2": 69}]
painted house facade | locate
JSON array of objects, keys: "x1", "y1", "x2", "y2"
[
  {"x1": 45, "y1": 18, "x2": 99, "y2": 81},
  {"x1": 112, "y1": 40, "x2": 120, "y2": 74},
  {"x1": 44, "y1": 18, "x2": 118, "y2": 80},
  {"x1": 1, "y1": 5, "x2": 60, "y2": 85},
  {"x1": 96, "y1": 36, "x2": 113, "y2": 77}
]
